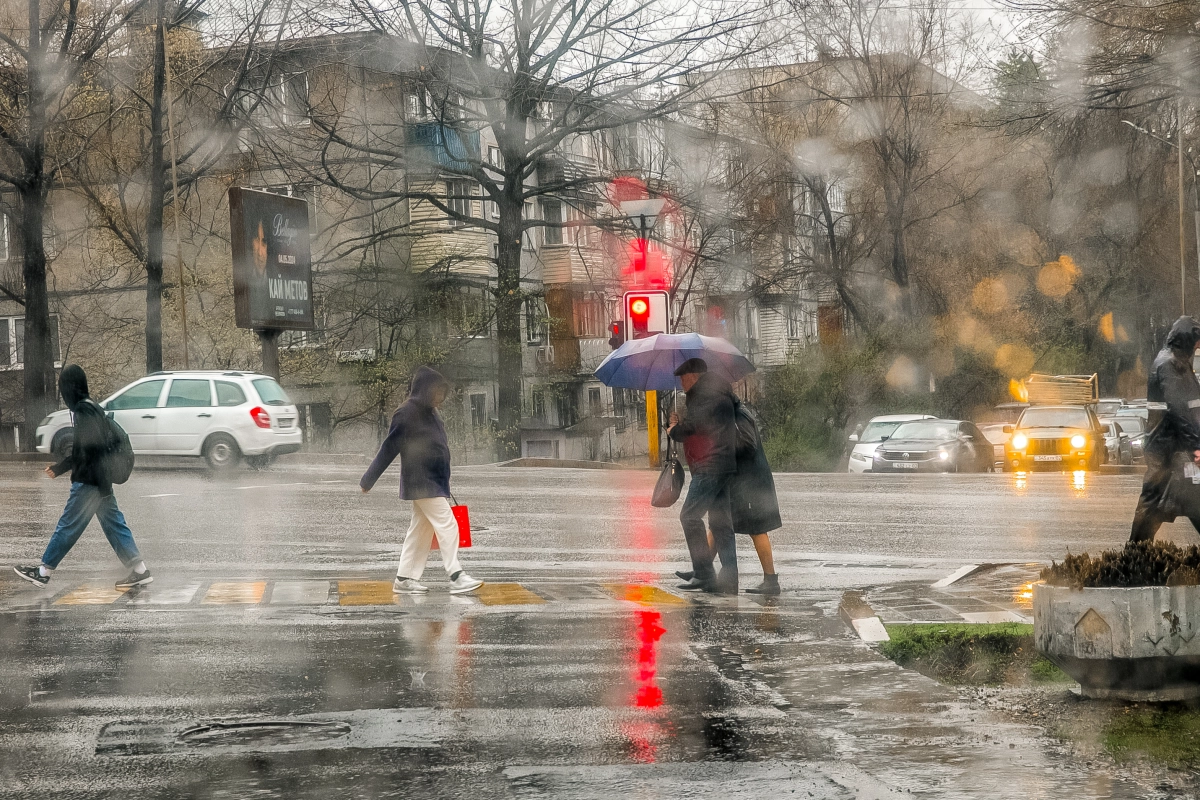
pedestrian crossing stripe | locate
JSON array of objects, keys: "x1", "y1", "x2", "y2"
[
  {"x1": 475, "y1": 583, "x2": 546, "y2": 606},
  {"x1": 601, "y1": 583, "x2": 686, "y2": 606},
  {"x1": 53, "y1": 585, "x2": 130, "y2": 605},
  {"x1": 338, "y1": 580, "x2": 397, "y2": 606},
  {"x1": 202, "y1": 581, "x2": 267, "y2": 605}
]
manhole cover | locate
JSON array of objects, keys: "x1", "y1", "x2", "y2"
[{"x1": 175, "y1": 720, "x2": 351, "y2": 747}]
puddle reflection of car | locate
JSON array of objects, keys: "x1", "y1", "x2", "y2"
[
  {"x1": 1004, "y1": 405, "x2": 1105, "y2": 472},
  {"x1": 1100, "y1": 420, "x2": 1134, "y2": 465},
  {"x1": 871, "y1": 419, "x2": 994, "y2": 473},
  {"x1": 846, "y1": 413, "x2": 935, "y2": 473}
]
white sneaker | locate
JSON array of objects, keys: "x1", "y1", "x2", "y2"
[
  {"x1": 394, "y1": 578, "x2": 429, "y2": 594},
  {"x1": 449, "y1": 573, "x2": 483, "y2": 594}
]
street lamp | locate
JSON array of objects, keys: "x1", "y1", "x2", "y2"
[{"x1": 1123, "y1": 112, "x2": 1198, "y2": 316}]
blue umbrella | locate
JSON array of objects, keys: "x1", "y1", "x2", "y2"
[{"x1": 594, "y1": 332, "x2": 755, "y2": 391}]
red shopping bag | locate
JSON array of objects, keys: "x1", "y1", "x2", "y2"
[{"x1": 432, "y1": 495, "x2": 472, "y2": 549}]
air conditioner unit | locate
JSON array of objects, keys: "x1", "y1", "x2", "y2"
[{"x1": 535, "y1": 346, "x2": 555, "y2": 365}]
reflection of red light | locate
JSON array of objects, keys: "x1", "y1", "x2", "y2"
[
  {"x1": 631, "y1": 298, "x2": 648, "y2": 316},
  {"x1": 633, "y1": 609, "x2": 665, "y2": 709}
]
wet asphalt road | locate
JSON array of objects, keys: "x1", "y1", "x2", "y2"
[{"x1": 0, "y1": 463, "x2": 1188, "y2": 798}]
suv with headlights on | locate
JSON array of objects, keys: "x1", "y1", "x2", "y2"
[
  {"x1": 1003, "y1": 404, "x2": 1106, "y2": 472},
  {"x1": 35, "y1": 371, "x2": 303, "y2": 470}
]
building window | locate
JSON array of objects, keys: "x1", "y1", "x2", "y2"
[
  {"x1": 488, "y1": 146, "x2": 502, "y2": 168},
  {"x1": 406, "y1": 89, "x2": 431, "y2": 120},
  {"x1": 0, "y1": 213, "x2": 9, "y2": 262},
  {"x1": 525, "y1": 297, "x2": 546, "y2": 344},
  {"x1": 588, "y1": 387, "x2": 602, "y2": 418},
  {"x1": 744, "y1": 301, "x2": 759, "y2": 344},
  {"x1": 572, "y1": 294, "x2": 605, "y2": 339},
  {"x1": 0, "y1": 314, "x2": 60, "y2": 369},
  {"x1": 532, "y1": 389, "x2": 546, "y2": 422},
  {"x1": 542, "y1": 200, "x2": 562, "y2": 245},
  {"x1": 446, "y1": 180, "x2": 474, "y2": 227},
  {"x1": 523, "y1": 202, "x2": 537, "y2": 250},
  {"x1": 253, "y1": 72, "x2": 309, "y2": 128},
  {"x1": 786, "y1": 304, "x2": 805, "y2": 340},
  {"x1": 613, "y1": 388, "x2": 627, "y2": 432},
  {"x1": 556, "y1": 390, "x2": 578, "y2": 427},
  {"x1": 470, "y1": 393, "x2": 487, "y2": 428}
]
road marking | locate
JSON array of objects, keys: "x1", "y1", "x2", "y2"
[
  {"x1": 236, "y1": 482, "x2": 311, "y2": 490},
  {"x1": 140, "y1": 493, "x2": 180, "y2": 498},
  {"x1": 475, "y1": 583, "x2": 546, "y2": 606},
  {"x1": 931, "y1": 564, "x2": 981, "y2": 588},
  {"x1": 202, "y1": 581, "x2": 266, "y2": 604},
  {"x1": 53, "y1": 585, "x2": 129, "y2": 605},
  {"x1": 271, "y1": 580, "x2": 331, "y2": 605},
  {"x1": 338, "y1": 580, "x2": 397, "y2": 606},
  {"x1": 320, "y1": 480, "x2": 347, "y2": 484},
  {"x1": 124, "y1": 583, "x2": 201, "y2": 605},
  {"x1": 601, "y1": 583, "x2": 686, "y2": 606}
]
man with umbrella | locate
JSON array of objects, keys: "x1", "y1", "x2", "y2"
[{"x1": 667, "y1": 358, "x2": 740, "y2": 594}]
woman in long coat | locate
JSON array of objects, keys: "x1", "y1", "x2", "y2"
[{"x1": 729, "y1": 405, "x2": 783, "y2": 594}]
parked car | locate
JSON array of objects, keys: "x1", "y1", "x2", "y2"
[
  {"x1": 871, "y1": 419, "x2": 994, "y2": 473},
  {"x1": 977, "y1": 423, "x2": 1011, "y2": 470},
  {"x1": 1107, "y1": 414, "x2": 1147, "y2": 463},
  {"x1": 35, "y1": 370, "x2": 303, "y2": 470},
  {"x1": 1004, "y1": 404, "x2": 1106, "y2": 472},
  {"x1": 846, "y1": 413, "x2": 935, "y2": 473},
  {"x1": 1100, "y1": 420, "x2": 1134, "y2": 466}
]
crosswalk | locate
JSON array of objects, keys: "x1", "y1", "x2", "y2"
[{"x1": 1, "y1": 579, "x2": 716, "y2": 611}]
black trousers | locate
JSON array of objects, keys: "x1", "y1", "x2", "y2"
[
  {"x1": 679, "y1": 471, "x2": 737, "y2": 589},
  {"x1": 1130, "y1": 453, "x2": 1200, "y2": 542}
]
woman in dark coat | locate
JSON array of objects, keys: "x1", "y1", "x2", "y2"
[
  {"x1": 1130, "y1": 316, "x2": 1200, "y2": 542},
  {"x1": 729, "y1": 400, "x2": 783, "y2": 594}
]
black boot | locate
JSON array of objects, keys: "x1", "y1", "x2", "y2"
[
  {"x1": 745, "y1": 574, "x2": 780, "y2": 596},
  {"x1": 675, "y1": 570, "x2": 694, "y2": 581}
]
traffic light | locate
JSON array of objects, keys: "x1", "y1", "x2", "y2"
[
  {"x1": 628, "y1": 295, "x2": 650, "y2": 338},
  {"x1": 608, "y1": 321, "x2": 625, "y2": 350},
  {"x1": 622, "y1": 290, "x2": 670, "y2": 341}
]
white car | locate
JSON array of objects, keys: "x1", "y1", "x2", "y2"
[
  {"x1": 846, "y1": 413, "x2": 936, "y2": 473},
  {"x1": 35, "y1": 370, "x2": 303, "y2": 470}
]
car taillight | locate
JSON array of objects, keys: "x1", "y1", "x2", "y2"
[{"x1": 250, "y1": 406, "x2": 271, "y2": 429}]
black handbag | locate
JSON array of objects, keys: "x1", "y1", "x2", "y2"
[{"x1": 651, "y1": 439, "x2": 685, "y2": 508}]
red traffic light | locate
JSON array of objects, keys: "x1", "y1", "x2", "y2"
[{"x1": 630, "y1": 298, "x2": 649, "y2": 317}]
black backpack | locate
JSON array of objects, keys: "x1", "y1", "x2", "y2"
[
  {"x1": 88, "y1": 400, "x2": 135, "y2": 484},
  {"x1": 731, "y1": 396, "x2": 761, "y2": 457}
]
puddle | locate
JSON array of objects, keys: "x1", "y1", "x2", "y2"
[{"x1": 176, "y1": 720, "x2": 351, "y2": 748}]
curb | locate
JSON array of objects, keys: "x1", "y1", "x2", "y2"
[
  {"x1": 0, "y1": 453, "x2": 55, "y2": 462},
  {"x1": 496, "y1": 457, "x2": 642, "y2": 470}
]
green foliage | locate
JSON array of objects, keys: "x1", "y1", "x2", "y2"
[
  {"x1": 1042, "y1": 541, "x2": 1200, "y2": 588},
  {"x1": 881, "y1": 623, "x2": 1070, "y2": 686},
  {"x1": 1105, "y1": 707, "x2": 1200, "y2": 767}
]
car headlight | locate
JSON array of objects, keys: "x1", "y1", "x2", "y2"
[
  {"x1": 939, "y1": 450, "x2": 949, "y2": 460},
  {"x1": 1071, "y1": 434, "x2": 1086, "y2": 449},
  {"x1": 1011, "y1": 433, "x2": 1028, "y2": 450}
]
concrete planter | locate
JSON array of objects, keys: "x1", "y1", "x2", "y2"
[{"x1": 1034, "y1": 583, "x2": 1200, "y2": 700}]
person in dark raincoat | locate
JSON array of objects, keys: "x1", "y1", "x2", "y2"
[
  {"x1": 728, "y1": 399, "x2": 783, "y2": 594},
  {"x1": 361, "y1": 366, "x2": 483, "y2": 595},
  {"x1": 13, "y1": 365, "x2": 151, "y2": 589},
  {"x1": 1130, "y1": 316, "x2": 1200, "y2": 542}
]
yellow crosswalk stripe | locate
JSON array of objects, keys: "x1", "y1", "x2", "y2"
[
  {"x1": 53, "y1": 585, "x2": 129, "y2": 605},
  {"x1": 337, "y1": 580, "x2": 397, "y2": 606},
  {"x1": 201, "y1": 581, "x2": 266, "y2": 605},
  {"x1": 601, "y1": 583, "x2": 687, "y2": 606},
  {"x1": 474, "y1": 582, "x2": 546, "y2": 606}
]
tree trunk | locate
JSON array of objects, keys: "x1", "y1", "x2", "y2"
[
  {"x1": 20, "y1": 0, "x2": 53, "y2": 450},
  {"x1": 144, "y1": 0, "x2": 168, "y2": 373},
  {"x1": 494, "y1": 191, "x2": 524, "y2": 460}
]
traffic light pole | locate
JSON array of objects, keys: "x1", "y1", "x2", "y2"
[{"x1": 646, "y1": 390, "x2": 659, "y2": 468}]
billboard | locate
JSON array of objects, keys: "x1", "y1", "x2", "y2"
[{"x1": 229, "y1": 187, "x2": 314, "y2": 330}]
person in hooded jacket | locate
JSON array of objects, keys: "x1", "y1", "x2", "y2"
[
  {"x1": 1130, "y1": 316, "x2": 1200, "y2": 542},
  {"x1": 13, "y1": 365, "x2": 151, "y2": 589},
  {"x1": 360, "y1": 366, "x2": 483, "y2": 594}
]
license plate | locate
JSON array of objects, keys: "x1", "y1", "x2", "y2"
[
  {"x1": 893, "y1": 462, "x2": 918, "y2": 469},
  {"x1": 278, "y1": 418, "x2": 294, "y2": 429},
  {"x1": 1033, "y1": 454, "x2": 1062, "y2": 462}
]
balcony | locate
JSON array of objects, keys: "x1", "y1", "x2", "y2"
[{"x1": 406, "y1": 123, "x2": 482, "y2": 172}]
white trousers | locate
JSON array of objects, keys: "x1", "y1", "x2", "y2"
[{"x1": 397, "y1": 497, "x2": 462, "y2": 580}]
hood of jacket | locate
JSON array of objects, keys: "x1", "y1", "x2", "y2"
[
  {"x1": 59, "y1": 364, "x2": 90, "y2": 411},
  {"x1": 1167, "y1": 316, "x2": 1200, "y2": 358},
  {"x1": 408, "y1": 366, "x2": 450, "y2": 409}
]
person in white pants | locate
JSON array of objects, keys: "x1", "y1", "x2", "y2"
[{"x1": 360, "y1": 366, "x2": 483, "y2": 595}]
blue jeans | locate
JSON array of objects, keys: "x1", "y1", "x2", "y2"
[
  {"x1": 679, "y1": 472, "x2": 737, "y2": 586},
  {"x1": 41, "y1": 482, "x2": 141, "y2": 569}
]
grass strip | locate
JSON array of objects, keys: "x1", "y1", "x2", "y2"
[{"x1": 881, "y1": 623, "x2": 1071, "y2": 686}]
